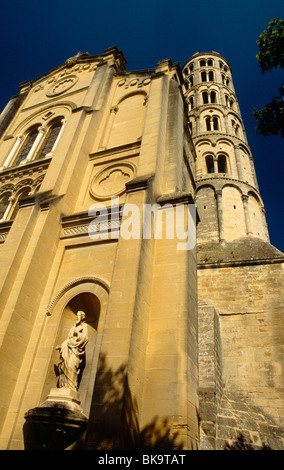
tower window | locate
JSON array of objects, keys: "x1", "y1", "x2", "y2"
[
  {"x1": 205, "y1": 117, "x2": 211, "y2": 131},
  {"x1": 206, "y1": 155, "x2": 215, "y2": 173},
  {"x1": 189, "y1": 63, "x2": 194, "y2": 71},
  {"x1": 200, "y1": 60, "x2": 206, "y2": 67},
  {"x1": 189, "y1": 96, "x2": 194, "y2": 109},
  {"x1": 210, "y1": 91, "x2": 216, "y2": 103},
  {"x1": 189, "y1": 76, "x2": 193, "y2": 87},
  {"x1": 217, "y1": 154, "x2": 228, "y2": 173},
  {"x1": 201, "y1": 71, "x2": 214, "y2": 82},
  {"x1": 202, "y1": 92, "x2": 209, "y2": 104},
  {"x1": 205, "y1": 116, "x2": 220, "y2": 132},
  {"x1": 213, "y1": 117, "x2": 219, "y2": 130},
  {"x1": 202, "y1": 91, "x2": 217, "y2": 105},
  {"x1": 207, "y1": 59, "x2": 213, "y2": 66},
  {"x1": 184, "y1": 67, "x2": 188, "y2": 76}
]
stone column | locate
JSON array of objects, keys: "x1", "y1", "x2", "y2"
[
  {"x1": 215, "y1": 189, "x2": 225, "y2": 242},
  {"x1": 21, "y1": 126, "x2": 46, "y2": 164},
  {"x1": 234, "y1": 145, "x2": 244, "y2": 181},
  {"x1": 0, "y1": 195, "x2": 15, "y2": 222},
  {"x1": 1, "y1": 135, "x2": 24, "y2": 170},
  {"x1": 50, "y1": 119, "x2": 66, "y2": 153},
  {"x1": 99, "y1": 105, "x2": 118, "y2": 150},
  {"x1": 242, "y1": 194, "x2": 253, "y2": 236}
]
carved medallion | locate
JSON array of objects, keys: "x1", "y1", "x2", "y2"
[
  {"x1": 90, "y1": 163, "x2": 135, "y2": 200},
  {"x1": 46, "y1": 75, "x2": 78, "y2": 97}
]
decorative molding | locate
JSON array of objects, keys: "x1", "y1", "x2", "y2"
[
  {"x1": 61, "y1": 208, "x2": 122, "y2": 239},
  {"x1": 116, "y1": 76, "x2": 151, "y2": 89},
  {"x1": 46, "y1": 75, "x2": 78, "y2": 97},
  {"x1": 46, "y1": 276, "x2": 110, "y2": 316},
  {"x1": 90, "y1": 162, "x2": 136, "y2": 200},
  {"x1": 0, "y1": 220, "x2": 13, "y2": 243}
]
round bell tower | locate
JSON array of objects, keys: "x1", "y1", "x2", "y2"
[{"x1": 182, "y1": 52, "x2": 269, "y2": 245}]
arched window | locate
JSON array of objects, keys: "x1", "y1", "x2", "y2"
[
  {"x1": 207, "y1": 59, "x2": 213, "y2": 66},
  {"x1": 201, "y1": 71, "x2": 207, "y2": 82},
  {"x1": 202, "y1": 92, "x2": 209, "y2": 104},
  {"x1": 213, "y1": 116, "x2": 219, "y2": 130},
  {"x1": 218, "y1": 154, "x2": 228, "y2": 173},
  {"x1": 2, "y1": 116, "x2": 66, "y2": 170},
  {"x1": 0, "y1": 192, "x2": 12, "y2": 221},
  {"x1": 208, "y1": 71, "x2": 214, "y2": 81},
  {"x1": 200, "y1": 60, "x2": 206, "y2": 67},
  {"x1": 210, "y1": 91, "x2": 216, "y2": 103},
  {"x1": 10, "y1": 188, "x2": 32, "y2": 220},
  {"x1": 189, "y1": 63, "x2": 194, "y2": 71},
  {"x1": 205, "y1": 116, "x2": 220, "y2": 132},
  {"x1": 205, "y1": 117, "x2": 211, "y2": 131},
  {"x1": 202, "y1": 91, "x2": 217, "y2": 105},
  {"x1": 189, "y1": 96, "x2": 194, "y2": 110},
  {"x1": 36, "y1": 120, "x2": 63, "y2": 159},
  {"x1": 206, "y1": 155, "x2": 215, "y2": 173},
  {"x1": 15, "y1": 127, "x2": 39, "y2": 165},
  {"x1": 184, "y1": 68, "x2": 188, "y2": 76}
]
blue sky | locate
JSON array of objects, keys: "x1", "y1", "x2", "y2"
[{"x1": 0, "y1": 0, "x2": 283, "y2": 251}]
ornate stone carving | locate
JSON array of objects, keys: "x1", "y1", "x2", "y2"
[
  {"x1": 90, "y1": 162, "x2": 136, "y2": 200},
  {"x1": 46, "y1": 75, "x2": 78, "y2": 97}
]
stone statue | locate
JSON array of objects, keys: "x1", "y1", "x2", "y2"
[{"x1": 56, "y1": 311, "x2": 88, "y2": 391}]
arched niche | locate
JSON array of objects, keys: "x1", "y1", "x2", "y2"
[
  {"x1": 222, "y1": 185, "x2": 246, "y2": 241},
  {"x1": 107, "y1": 92, "x2": 147, "y2": 148},
  {"x1": 41, "y1": 278, "x2": 109, "y2": 415},
  {"x1": 195, "y1": 185, "x2": 219, "y2": 243}
]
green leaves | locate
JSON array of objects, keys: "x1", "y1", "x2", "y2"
[
  {"x1": 252, "y1": 94, "x2": 284, "y2": 138},
  {"x1": 256, "y1": 18, "x2": 284, "y2": 73},
  {"x1": 253, "y1": 18, "x2": 284, "y2": 138}
]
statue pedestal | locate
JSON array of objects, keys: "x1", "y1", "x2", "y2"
[{"x1": 23, "y1": 387, "x2": 88, "y2": 450}]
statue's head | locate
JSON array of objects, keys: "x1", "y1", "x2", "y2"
[{"x1": 77, "y1": 310, "x2": 86, "y2": 322}]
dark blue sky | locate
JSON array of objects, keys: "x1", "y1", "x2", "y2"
[{"x1": 0, "y1": 0, "x2": 283, "y2": 251}]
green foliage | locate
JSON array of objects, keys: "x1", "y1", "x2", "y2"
[
  {"x1": 252, "y1": 87, "x2": 284, "y2": 138},
  {"x1": 256, "y1": 18, "x2": 284, "y2": 73},
  {"x1": 253, "y1": 18, "x2": 284, "y2": 138}
]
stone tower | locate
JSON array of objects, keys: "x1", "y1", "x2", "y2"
[
  {"x1": 182, "y1": 52, "x2": 284, "y2": 450},
  {"x1": 182, "y1": 51, "x2": 269, "y2": 245}
]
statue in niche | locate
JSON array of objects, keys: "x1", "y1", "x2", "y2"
[{"x1": 55, "y1": 311, "x2": 88, "y2": 391}]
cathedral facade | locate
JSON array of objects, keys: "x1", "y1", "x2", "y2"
[{"x1": 0, "y1": 47, "x2": 283, "y2": 450}]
